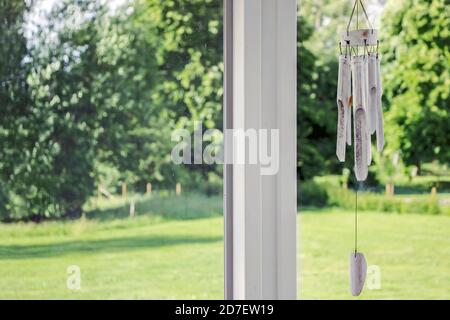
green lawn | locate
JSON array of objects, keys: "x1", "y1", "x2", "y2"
[
  {"x1": 0, "y1": 207, "x2": 449, "y2": 299},
  {"x1": 299, "y1": 208, "x2": 450, "y2": 299},
  {"x1": 0, "y1": 216, "x2": 223, "y2": 299}
]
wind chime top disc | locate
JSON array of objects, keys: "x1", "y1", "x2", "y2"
[{"x1": 340, "y1": 29, "x2": 378, "y2": 47}]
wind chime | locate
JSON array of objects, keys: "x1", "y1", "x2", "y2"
[{"x1": 336, "y1": 0, "x2": 384, "y2": 296}]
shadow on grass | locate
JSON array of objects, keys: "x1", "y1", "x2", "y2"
[
  {"x1": 87, "y1": 193, "x2": 223, "y2": 222},
  {"x1": 0, "y1": 234, "x2": 223, "y2": 260},
  {"x1": 297, "y1": 206, "x2": 330, "y2": 213}
]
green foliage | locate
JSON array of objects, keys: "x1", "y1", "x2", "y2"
[
  {"x1": 2, "y1": 0, "x2": 447, "y2": 221},
  {"x1": 0, "y1": 0, "x2": 34, "y2": 219},
  {"x1": 298, "y1": 180, "x2": 329, "y2": 207},
  {"x1": 327, "y1": 187, "x2": 445, "y2": 215},
  {"x1": 1, "y1": 0, "x2": 225, "y2": 220},
  {"x1": 25, "y1": 0, "x2": 163, "y2": 219},
  {"x1": 139, "y1": 0, "x2": 224, "y2": 187},
  {"x1": 314, "y1": 175, "x2": 448, "y2": 215},
  {"x1": 0, "y1": 0, "x2": 167, "y2": 220},
  {"x1": 93, "y1": 1, "x2": 172, "y2": 186},
  {"x1": 382, "y1": 0, "x2": 450, "y2": 168},
  {"x1": 144, "y1": 0, "x2": 223, "y2": 127},
  {"x1": 297, "y1": 17, "x2": 339, "y2": 179},
  {"x1": 87, "y1": 193, "x2": 222, "y2": 221}
]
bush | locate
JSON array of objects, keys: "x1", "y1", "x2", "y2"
[
  {"x1": 323, "y1": 183, "x2": 447, "y2": 215},
  {"x1": 298, "y1": 180, "x2": 329, "y2": 208},
  {"x1": 86, "y1": 193, "x2": 222, "y2": 221}
]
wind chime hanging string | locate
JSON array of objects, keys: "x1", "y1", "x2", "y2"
[{"x1": 336, "y1": 0, "x2": 384, "y2": 297}]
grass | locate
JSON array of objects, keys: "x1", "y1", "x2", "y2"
[
  {"x1": 84, "y1": 193, "x2": 223, "y2": 221},
  {"x1": 299, "y1": 208, "x2": 450, "y2": 299},
  {"x1": 0, "y1": 195, "x2": 449, "y2": 299},
  {"x1": 0, "y1": 216, "x2": 223, "y2": 299}
]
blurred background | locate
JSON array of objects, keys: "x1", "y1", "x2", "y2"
[{"x1": 0, "y1": 0, "x2": 448, "y2": 299}]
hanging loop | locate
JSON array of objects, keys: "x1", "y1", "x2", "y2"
[
  {"x1": 346, "y1": 0, "x2": 358, "y2": 35},
  {"x1": 358, "y1": 0, "x2": 374, "y2": 32},
  {"x1": 346, "y1": 0, "x2": 374, "y2": 34}
]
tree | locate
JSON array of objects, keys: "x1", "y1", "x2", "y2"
[
  {"x1": 137, "y1": 0, "x2": 224, "y2": 189},
  {"x1": 0, "y1": 0, "x2": 164, "y2": 220},
  {"x1": 1, "y1": 0, "x2": 223, "y2": 220},
  {"x1": 22, "y1": 0, "x2": 112, "y2": 219},
  {"x1": 93, "y1": 0, "x2": 173, "y2": 191},
  {"x1": 0, "y1": 0, "x2": 33, "y2": 220},
  {"x1": 143, "y1": 0, "x2": 223, "y2": 127},
  {"x1": 381, "y1": 0, "x2": 449, "y2": 171},
  {"x1": 297, "y1": 16, "x2": 340, "y2": 180}
]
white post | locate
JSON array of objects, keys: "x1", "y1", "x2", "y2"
[{"x1": 230, "y1": 0, "x2": 297, "y2": 300}]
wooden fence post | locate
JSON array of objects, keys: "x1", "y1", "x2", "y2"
[
  {"x1": 431, "y1": 186, "x2": 437, "y2": 196},
  {"x1": 146, "y1": 183, "x2": 152, "y2": 195},
  {"x1": 97, "y1": 185, "x2": 101, "y2": 202},
  {"x1": 385, "y1": 183, "x2": 394, "y2": 195},
  {"x1": 176, "y1": 183, "x2": 181, "y2": 195},
  {"x1": 129, "y1": 200, "x2": 135, "y2": 218}
]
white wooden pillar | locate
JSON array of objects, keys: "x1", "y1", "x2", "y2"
[{"x1": 224, "y1": 0, "x2": 297, "y2": 300}]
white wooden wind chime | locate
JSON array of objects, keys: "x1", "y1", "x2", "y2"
[{"x1": 336, "y1": 0, "x2": 384, "y2": 296}]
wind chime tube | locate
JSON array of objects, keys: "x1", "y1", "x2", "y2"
[
  {"x1": 375, "y1": 56, "x2": 385, "y2": 152},
  {"x1": 362, "y1": 56, "x2": 372, "y2": 166},
  {"x1": 346, "y1": 101, "x2": 352, "y2": 146},
  {"x1": 346, "y1": 63, "x2": 352, "y2": 147},
  {"x1": 368, "y1": 54, "x2": 378, "y2": 134},
  {"x1": 351, "y1": 56, "x2": 368, "y2": 181},
  {"x1": 336, "y1": 55, "x2": 351, "y2": 162}
]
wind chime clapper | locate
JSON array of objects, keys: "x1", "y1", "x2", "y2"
[{"x1": 336, "y1": 0, "x2": 385, "y2": 297}]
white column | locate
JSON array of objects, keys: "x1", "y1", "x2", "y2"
[{"x1": 231, "y1": 0, "x2": 297, "y2": 300}]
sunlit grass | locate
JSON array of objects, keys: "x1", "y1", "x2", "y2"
[
  {"x1": 0, "y1": 216, "x2": 224, "y2": 299},
  {"x1": 299, "y1": 208, "x2": 450, "y2": 299},
  {"x1": 0, "y1": 202, "x2": 448, "y2": 299}
]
